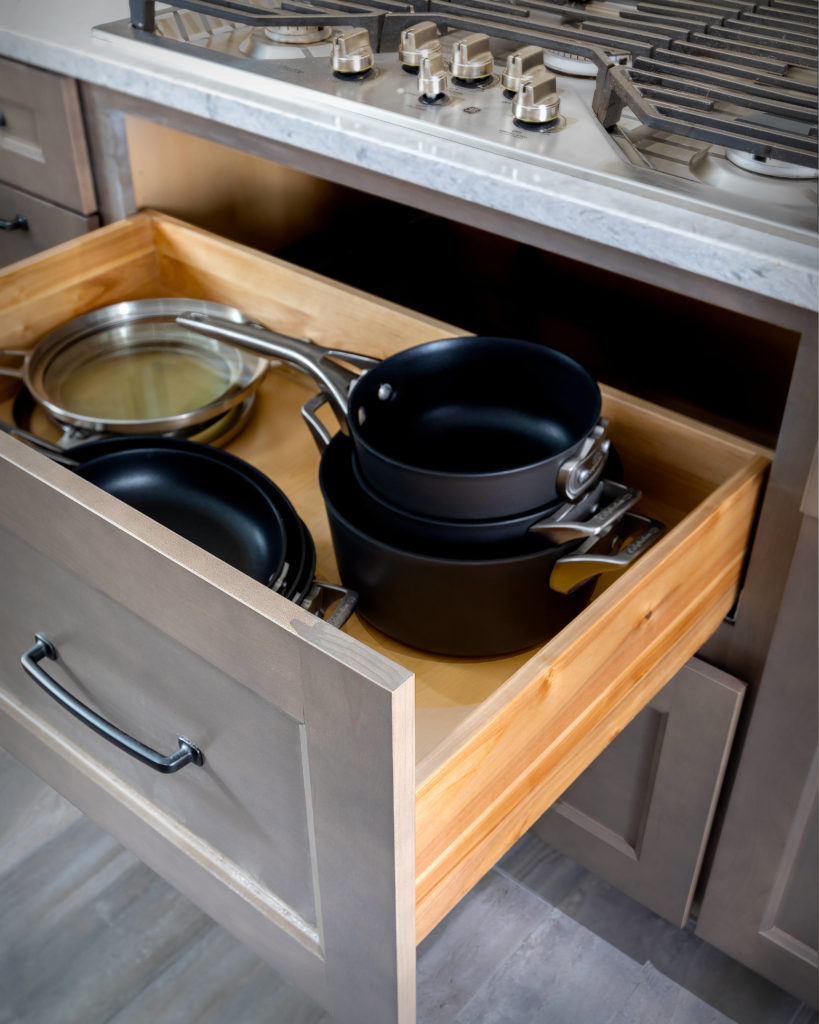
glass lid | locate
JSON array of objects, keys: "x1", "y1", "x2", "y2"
[{"x1": 26, "y1": 300, "x2": 270, "y2": 433}]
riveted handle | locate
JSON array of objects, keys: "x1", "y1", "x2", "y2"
[{"x1": 21, "y1": 635, "x2": 204, "y2": 774}]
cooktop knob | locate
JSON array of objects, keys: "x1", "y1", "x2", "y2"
[
  {"x1": 417, "y1": 52, "x2": 448, "y2": 102},
  {"x1": 450, "y1": 33, "x2": 494, "y2": 81},
  {"x1": 513, "y1": 66, "x2": 560, "y2": 125},
  {"x1": 331, "y1": 29, "x2": 374, "y2": 75},
  {"x1": 399, "y1": 21, "x2": 442, "y2": 69},
  {"x1": 502, "y1": 46, "x2": 545, "y2": 93}
]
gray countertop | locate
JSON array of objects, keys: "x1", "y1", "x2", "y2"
[{"x1": 1, "y1": 0, "x2": 817, "y2": 311}]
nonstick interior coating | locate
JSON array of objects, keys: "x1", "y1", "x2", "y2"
[{"x1": 75, "y1": 448, "x2": 287, "y2": 582}]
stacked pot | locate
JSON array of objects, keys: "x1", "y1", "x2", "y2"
[{"x1": 178, "y1": 316, "x2": 665, "y2": 656}]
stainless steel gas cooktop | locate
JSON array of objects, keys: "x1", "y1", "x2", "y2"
[{"x1": 95, "y1": 0, "x2": 818, "y2": 237}]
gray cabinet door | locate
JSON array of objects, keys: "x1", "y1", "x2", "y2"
[
  {"x1": 532, "y1": 657, "x2": 745, "y2": 927},
  {"x1": 695, "y1": 510, "x2": 818, "y2": 1006}
]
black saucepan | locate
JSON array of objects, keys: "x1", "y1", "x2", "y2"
[
  {"x1": 347, "y1": 439, "x2": 632, "y2": 551},
  {"x1": 318, "y1": 433, "x2": 664, "y2": 656},
  {"x1": 175, "y1": 314, "x2": 610, "y2": 520}
]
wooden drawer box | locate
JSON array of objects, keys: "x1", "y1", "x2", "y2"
[
  {"x1": 0, "y1": 57, "x2": 96, "y2": 214},
  {"x1": 0, "y1": 213, "x2": 769, "y2": 1024}
]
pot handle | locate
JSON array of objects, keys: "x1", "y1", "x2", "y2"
[
  {"x1": 549, "y1": 512, "x2": 665, "y2": 595},
  {"x1": 301, "y1": 391, "x2": 335, "y2": 452},
  {"x1": 530, "y1": 480, "x2": 641, "y2": 544},
  {"x1": 557, "y1": 419, "x2": 610, "y2": 501},
  {"x1": 176, "y1": 313, "x2": 379, "y2": 433},
  {"x1": 0, "y1": 349, "x2": 27, "y2": 379}
]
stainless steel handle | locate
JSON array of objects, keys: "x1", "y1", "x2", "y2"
[
  {"x1": 300, "y1": 581, "x2": 359, "y2": 628},
  {"x1": 0, "y1": 214, "x2": 27, "y2": 231},
  {"x1": 0, "y1": 349, "x2": 27, "y2": 380},
  {"x1": 549, "y1": 513, "x2": 665, "y2": 594},
  {"x1": 176, "y1": 313, "x2": 379, "y2": 432},
  {"x1": 21, "y1": 635, "x2": 204, "y2": 774},
  {"x1": 0, "y1": 419, "x2": 80, "y2": 466},
  {"x1": 557, "y1": 419, "x2": 610, "y2": 501},
  {"x1": 530, "y1": 480, "x2": 641, "y2": 544}
]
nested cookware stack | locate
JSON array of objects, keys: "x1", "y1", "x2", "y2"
[{"x1": 178, "y1": 314, "x2": 665, "y2": 656}]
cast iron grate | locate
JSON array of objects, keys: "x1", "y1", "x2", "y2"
[{"x1": 129, "y1": 0, "x2": 818, "y2": 167}]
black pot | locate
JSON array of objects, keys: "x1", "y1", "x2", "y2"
[
  {"x1": 348, "y1": 441, "x2": 631, "y2": 551},
  {"x1": 175, "y1": 315, "x2": 610, "y2": 519},
  {"x1": 318, "y1": 433, "x2": 664, "y2": 656}
]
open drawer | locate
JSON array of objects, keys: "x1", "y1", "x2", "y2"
[{"x1": 0, "y1": 213, "x2": 769, "y2": 1024}]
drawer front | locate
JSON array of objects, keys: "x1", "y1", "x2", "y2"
[
  {"x1": 0, "y1": 437, "x2": 415, "y2": 1024},
  {"x1": 0, "y1": 58, "x2": 96, "y2": 214},
  {"x1": 0, "y1": 181, "x2": 97, "y2": 267}
]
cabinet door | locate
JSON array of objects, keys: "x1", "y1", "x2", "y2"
[
  {"x1": 531, "y1": 658, "x2": 744, "y2": 926},
  {"x1": 696, "y1": 510, "x2": 818, "y2": 1006},
  {"x1": 0, "y1": 435, "x2": 416, "y2": 1024}
]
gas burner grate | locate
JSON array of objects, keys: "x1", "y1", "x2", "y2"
[{"x1": 128, "y1": 0, "x2": 818, "y2": 167}]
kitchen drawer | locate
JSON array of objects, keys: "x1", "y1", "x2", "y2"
[
  {"x1": 0, "y1": 212, "x2": 770, "y2": 1024},
  {"x1": 0, "y1": 57, "x2": 96, "y2": 214},
  {"x1": 0, "y1": 181, "x2": 98, "y2": 268}
]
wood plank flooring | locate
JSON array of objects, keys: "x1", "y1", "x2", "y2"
[{"x1": 0, "y1": 750, "x2": 814, "y2": 1024}]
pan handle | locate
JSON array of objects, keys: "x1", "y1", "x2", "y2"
[
  {"x1": 176, "y1": 313, "x2": 378, "y2": 432},
  {"x1": 0, "y1": 419, "x2": 81, "y2": 467},
  {"x1": 20, "y1": 634, "x2": 204, "y2": 774},
  {"x1": 549, "y1": 512, "x2": 665, "y2": 595},
  {"x1": 300, "y1": 581, "x2": 359, "y2": 628},
  {"x1": 0, "y1": 349, "x2": 27, "y2": 380}
]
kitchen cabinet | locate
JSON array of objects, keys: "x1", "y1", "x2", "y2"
[
  {"x1": 0, "y1": 58, "x2": 98, "y2": 267},
  {"x1": 0, "y1": 212, "x2": 770, "y2": 1024},
  {"x1": 532, "y1": 657, "x2": 745, "y2": 928},
  {"x1": 694, "y1": 484, "x2": 818, "y2": 1006}
]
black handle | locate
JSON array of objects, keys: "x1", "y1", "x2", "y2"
[
  {"x1": 21, "y1": 635, "x2": 204, "y2": 774},
  {"x1": 0, "y1": 215, "x2": 28, "y2": 231}
]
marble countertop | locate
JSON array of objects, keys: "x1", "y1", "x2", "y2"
[{"x1": 1, "y1": 0, "x2": 817, "y2": 311}]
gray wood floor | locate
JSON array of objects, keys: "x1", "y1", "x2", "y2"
[{"x1": 0, "y1": 749, "x2": 815, "y2": 1024}]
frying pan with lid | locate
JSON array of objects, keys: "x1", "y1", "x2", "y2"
[
  {"x1": 175, "y1": 314, "x2": 610, "y2": 521},
  {"x1": 0, "y1": 300, "x2": 270, "y2": 446}
]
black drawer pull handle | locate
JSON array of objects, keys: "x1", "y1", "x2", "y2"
[
  {"x1": 21, "y1": 634, "x2": 204, "y2": 774},
  {"x1": 0, "y1": 215, "x2": 28, "y2": 231}
]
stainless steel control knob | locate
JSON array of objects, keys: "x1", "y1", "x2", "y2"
[
  {"x1": 502, "y1": 46, "x2": 545, "y2": 92},
  {"x1": 399, "y1": 21, "x2": 442, "y2": 67},
  {"x1": 450, "y1": 33, "x2": 494, "y2": 80},
  {"x1": 331, "y1": 29, "x2": 373, "y2": 74},
  {"x1": 418, "y1": 52, "x2": 448, "y2": 100},
  {"x1": 513, "y1": 66, "x2": 560, "y2": 124}
]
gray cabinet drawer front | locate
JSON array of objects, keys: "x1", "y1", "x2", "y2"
[
  {"x1": 0, "y1": 58, "x2": 96, "y2": 213},
  {"x1": 0, "y1": 437, "x2": 415, "y2": 1024},
  {"x1": 0, "y1": 524, "x2": 318, "y2": 928},
  {"x1": 0, "y1": 181, "x2": 97, "y2": 266}
]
